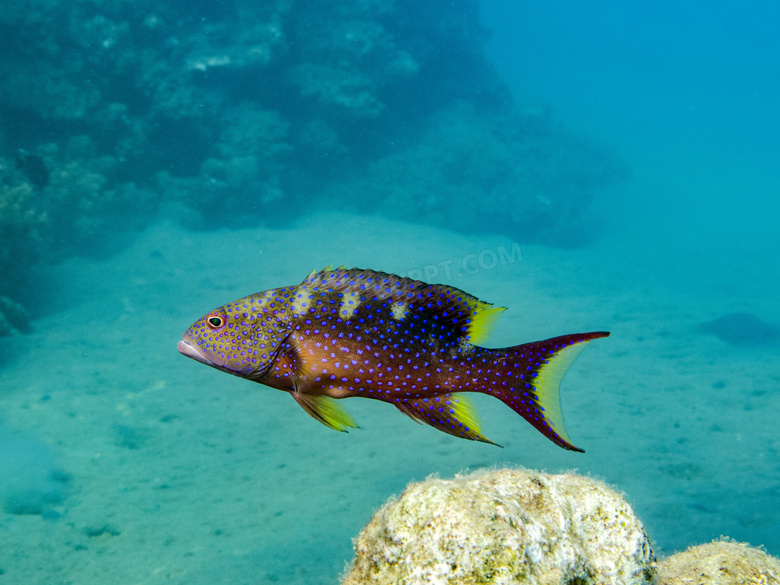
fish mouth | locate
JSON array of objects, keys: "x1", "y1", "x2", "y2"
[
  {"x1": 177, "y1": 339, "x2": 215, "y2": 366},
  {"x1": 177, "y1": 338, "x2": 255, "y2": 376}
]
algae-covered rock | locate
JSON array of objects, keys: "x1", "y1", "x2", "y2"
[
  {"x1": 657, "y1": 540, "x2": 780, "y2": 585},
  {"x1": 342, "y1": 468, "x2": 655, "y2": 585}
]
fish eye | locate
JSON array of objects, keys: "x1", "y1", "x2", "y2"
[{"x1": 206, "y1": 314, "x2": 225, "y2": 330}]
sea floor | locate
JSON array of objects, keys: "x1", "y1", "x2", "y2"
[{"x1": 0, "y1": 213, "x2": 778, "y2": 584}]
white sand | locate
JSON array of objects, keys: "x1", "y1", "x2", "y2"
[{"x1": 0, "y1": 212, "x2": 777, "y2": 584}]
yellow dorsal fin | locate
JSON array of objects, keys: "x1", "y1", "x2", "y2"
[
  {"x1": 466, "y1": 301, "x2": 506, "y2": 345},
  {"x1": 299, "y1": 267, "x2": 506, "y2": 346}
]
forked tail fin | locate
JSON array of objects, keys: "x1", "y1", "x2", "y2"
[{"x1": 487, "y1": 331, "x2": 610, "y2": 452}]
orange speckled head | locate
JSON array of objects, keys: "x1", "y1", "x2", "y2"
[{"x1": 178, "y1": 287, "x2": 298, "y2": 378}]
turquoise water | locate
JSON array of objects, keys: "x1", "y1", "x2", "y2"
[{"x1": 1, "y1": 2, "x2": 779, "y2": 583}]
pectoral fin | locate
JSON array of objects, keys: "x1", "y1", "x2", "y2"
[
  {"x1": 270, "y1": 333, "x2": 358, "y2": 433},
  {"x1": 292, "y1": 393, "x2": 359, "y2": 432}
]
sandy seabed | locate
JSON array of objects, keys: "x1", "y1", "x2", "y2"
[{"x1": 0, "y1": 212, "x2": 777, "y2": 584}]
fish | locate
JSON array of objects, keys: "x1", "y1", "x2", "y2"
[{"x1": 178, "y1": 267, "x2": 609, "y2": 451}]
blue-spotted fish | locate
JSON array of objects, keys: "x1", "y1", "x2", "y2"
[{"x1": 178, "y1": 267, "x2": 609, "y2": 451}]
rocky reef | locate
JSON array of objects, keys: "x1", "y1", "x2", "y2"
[
  {"x1": 0, "y1": 0, "x2": 623, "y2": 314},
  {"x1": 342, "y1": 468, "x2": 656, "y2": 585},
  {"x1": 341, "y1": 101, "x2": 623, "y2": 244},
  {"x1": 342, "y1": 469, "x2": 780, "y2": 585}
]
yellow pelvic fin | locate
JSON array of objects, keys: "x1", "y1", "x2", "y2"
[{"x1": 292, "y1": 393, "x2": 358, "y2": 432}]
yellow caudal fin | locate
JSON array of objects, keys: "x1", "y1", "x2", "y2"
[
  {"x1": 292, "y1": 393, "x2": 359, "y2": 432},
  {"x1": 487, "y1": 332, "x2": 610, "y2": 452}
]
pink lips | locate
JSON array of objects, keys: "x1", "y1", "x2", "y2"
[
  {"x1": 177, "y1": 337, "x2": 255, "y2": 376},
  {"x1": 177, "y1": 339, "x2": 213, "y2": 366}
]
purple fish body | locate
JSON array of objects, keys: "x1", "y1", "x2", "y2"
[{"x1": 178, "y1": 267, "x2": 609, "y2": 451}]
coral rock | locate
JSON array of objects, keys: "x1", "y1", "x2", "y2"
[
  {"x1": 657, "y1": 540, "x2": 780, "y2": 585},
  {"x1": 342, "y1": 468, "x2": 655, "y2": 585}
]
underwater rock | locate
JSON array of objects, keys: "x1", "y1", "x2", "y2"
[
  {"x1": 342, "y1": 468, "x2": 655, "y2": 585},
  {"x1": 0, "y1": 295, "x2": 31, "y2": 336},
  {"x1": 697, "y1": 312, "x2": 779, "y2": 347},
  {"x1": 13, "y1": 149, "x2": 49, "y2": 189},
  {"x1": 0, "y1": 163, "x2": 47, "y2": 295},
  {"x1": 343, "y1": 100, "x2": 625, "y2": 245},
  {"x1": 657, "y1": 540, "x2": 780, "y2": 585}
]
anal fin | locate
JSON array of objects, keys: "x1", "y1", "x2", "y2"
[{"x1": 395, "y1": 393, "x2": 500, "y2": 446}]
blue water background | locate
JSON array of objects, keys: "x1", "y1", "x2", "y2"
[
  {"x1": 483, "y1": 0, "x2": 780, "y2": 263},
  {"x1": 0, "y1": 2, "x2": 778, "y2": 584}
]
